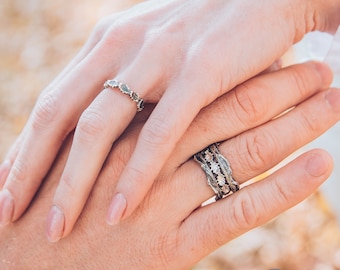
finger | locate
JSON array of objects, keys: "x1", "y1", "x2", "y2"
[
  {"x1": 47, "y1": 45, "x2": 167, "y2": 241},
  {"x1": 106, "y1": 61, "x2": 332, "y2": 225},
  {"x1": 174, "y1": 61, "x2": 333, "y2": 164},
  {"x1": 0, "y1": 36, "x2": 124, "y2": 224},
  {"x1": 170, "y1": 87, "x2": 340, "y2": 216},
  {"x1": 1, "y1": 12, "x2": 166, "y2": 225},
  {"x1": 46, "y1": 12, "x2": 183, "y2": 239},
  {"x1": 105, "y1": 32, "x2": 223, "y2": 224},
  {"x1": 178, "y1": 149, "x2": 333, "y2": 260},
  {"x1": 107, "y1": 79, "x2": 209, "y2": 225},
  {"x1": 0, "y1": 11, "x2": 144, "y2": 223},
  {"x1": 46, "y1": 89, "x2": 135, "y2": 242},
  {"x1": 0, "y1": 161, "x2": 11, "y2": 190},
  {"x1": 107, "y1": 13, "x2": 256, "y2": 218},
  {"x1": 0, "y1": 38, "x2": 91, "y2": 188},
  {"x1": 0, "y1": 135, "x2": 24, "y2": 189},
  {"x1": 8, "y1": 12, "x2": 109, "y2": 163}
]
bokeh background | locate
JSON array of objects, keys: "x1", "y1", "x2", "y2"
[{"x1": 1, "y1": 1, "x2": 340, "y2": 269}]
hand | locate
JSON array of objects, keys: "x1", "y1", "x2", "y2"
[
  {"x1": 1, "y1": 0, "x2": 340, "y2": 235},
  {"x1": 1, "y1": 61, "x2": 339, "y2": 269},
  {"x1": 46, "y1": 61, "x2": 339, "y2": 240}
]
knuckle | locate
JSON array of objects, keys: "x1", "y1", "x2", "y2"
[
  {"x1": 105, "y1": 142, "x2": 134, "y2": 181},
  {"x1": 143, "y1": 28, "x2": 164, "y2": 48},
  {"x1": 289, "y1": 66, "x2": 311, "y2": 95},
  {"x1": 140, "y1": 117, "x2": 173, "y2": 148},
  {"x1": 77, "y1": 108, "x2": 107, "y2": 142},
  {"x1": 185, "y1": 44, "x2": 219, "y2": 81},
  {"x1": 230, "y1": 189, "x2": 260, "y2": 232},
  {"x1": 59, "y1": 172, "x2": 77, "y2": 197},
  {"x1": 6, "y1": 136, "x2": 22, "y2": 163},
  {"x1": 126, "y1": 164, "x2": 149, "y2": 187},
  {"x1": 232, "y1": 84, "x2": 266, "y2": 125},
  {"x1": 100, "y1": 18, "x2": 141, "y2": 51},
  {"x1": 201, "y1": 190, "x2": 261, "y2": 248},
  {"x1": 9, "y1": 159, "x2": 27, "y2": 184},
  {"x1": 92, "y1": 15, "x2": 114, "y2": 39},
  {"x1": 272, "y1": 177, "x2": 291, "y2": 206},
  {"x1": 299, "y1": 109, "x2": 319, "y2": 133},
  {"x1": 31, "y1": 92, "x2": 59, "y2": 130},
  {"x1": 242, "y1": 130, "x2": 275, "y2": 173}
]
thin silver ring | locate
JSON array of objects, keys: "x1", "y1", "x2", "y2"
[
  {"x1": 194, "y1": 143, "x2": 240, "y2": 200},
  {"x1": 104, "y1": 79, "x2": 144, "y2": 112}
]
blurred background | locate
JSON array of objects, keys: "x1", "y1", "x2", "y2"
[{"x1": 0, "y1": 1, "x2": 340, "y2": 269}]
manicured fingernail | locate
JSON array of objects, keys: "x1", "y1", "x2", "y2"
[
  {"x1": 0, "y1": 160, "x2": 11, "y2": 187},
  {"x1": 46, "y1": 205, "x2": 65, "y2": 243},
  {"x1": 306, "y1": 154, "x2": 328, "y2": 177},
  {"x1": 326, "y1": 89, "x2": 340, "y2": 112},
  {"x1": 0, "y1": 189, "x2": 14, "y2": 227},
  {"x1": 106, "y1": 193, "x2": 127, "y2": 226}
]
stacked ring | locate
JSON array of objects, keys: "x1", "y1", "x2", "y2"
[
  {"x1": 194, "y1": 143, "x2": 240, "y2": 200},
  {"x1": 104, "y1": 79, "x2": 144, "y2": 112}
]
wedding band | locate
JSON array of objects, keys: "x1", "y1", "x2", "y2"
[
  {"x1": 194, "y1": 143, "x2": 240, "y2": 200},
  {"x1": 104, "y1": 79, "x2": 144, "y2": 112}
]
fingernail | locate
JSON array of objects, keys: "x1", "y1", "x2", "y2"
[
  {"x1": 106, "y1": 193, "x2": 127, "y2": 226},
  {"x1": 0, "y1": 160, "x2": 11, "y2": 187},
  {"x1": 306, "y1": 154, "x2": 328, "y2": 177},
  {"x1": 46, "y1": 205, "x2": 65, "y2": 243},
  {"x1": 0, "y1": 189, "x2": 14, "y2": 227},
  {"x1": 326, "y1": 89, "x2": 340, "y2": 112}
]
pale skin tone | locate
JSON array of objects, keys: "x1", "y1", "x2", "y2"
[
  {"x1": 0, "y1": 0, "x2": 340, "y2": 242},
  {"x1": 0, "y1": 61, "x2": 340, "y2": 269}
]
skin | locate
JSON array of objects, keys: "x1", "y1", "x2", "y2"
[
  {"x1": 0, "y1": 0, "x2": 340, "y2": 242},
  {"x1": 0, "y1": 61, "x2": 340, "y2": 269}
]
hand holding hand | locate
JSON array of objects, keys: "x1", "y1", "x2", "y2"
[
  {"x1": 1, "y1": 61, "x2": 339, "y2": 269},
  {"x1": 0, "y1": 0, "x2": 340, "y2": 240}
]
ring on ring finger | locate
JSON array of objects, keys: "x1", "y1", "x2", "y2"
[
  {"x1": 194, "y1": 143, "x2": 240, "y2": 201},
  {"x1": 104, "y1": 79, "x2": 145, "y2": 112}
]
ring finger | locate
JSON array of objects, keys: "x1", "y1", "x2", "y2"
[
  {"x1": 0, "y1": 18, "x2": 144, "y2": 225},
  {"x1": 48, "y1": 50, "x2": 168, "y2": 241},
  {"x1": 171, "y1": 61, "x2": 332, "y2": 164},
  {"x1": 170, "y1": 87, "x2": 340, "y2": 217}
]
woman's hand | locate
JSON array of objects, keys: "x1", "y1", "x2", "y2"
[
  {"x1": 1, "y1": 61, "x2": 339, "y2": 269},
  {"x1": 44, "y1": 60, "x2": 337, "y2": 240},
  {"x1": 0, "y1": 0, "x2": 340, "y2": 231}
]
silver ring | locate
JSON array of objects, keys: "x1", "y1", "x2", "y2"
[
  {"x1": 194, "y1": 143, "x2": 240, "y2": 200},
  {"x1": 104, "y1": 79, "x2": 144, "y2": 112}
]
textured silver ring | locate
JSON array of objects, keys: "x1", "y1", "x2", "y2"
[
  {"x1": 194, "y1": 143, "x2": 240, "y2": 200},
  {"x1": 104, "y1": 79, "x2": 144, "y2": 112}
]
